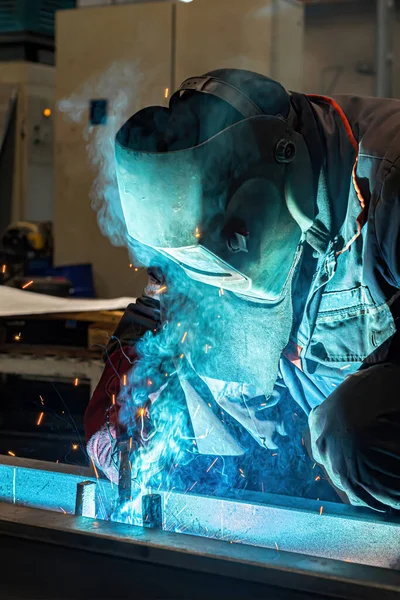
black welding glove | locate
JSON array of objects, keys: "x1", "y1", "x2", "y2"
[{"x1": 309, "y1": 362, "x2": 400, "y2": 511}]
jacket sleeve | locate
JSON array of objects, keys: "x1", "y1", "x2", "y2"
[
  {"x1": 85, "y1": 294, "x2": 161, "y2": 441},
  {"x1": 84, "y1": 279, "x2": 162, "y2": 479},
  {"x1": 373, "y1": 157, "x2": 400, "y2": 290}
]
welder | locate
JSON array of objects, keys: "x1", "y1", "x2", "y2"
[{"x1": 85, "y1": 69, "x2": 400, "y2": 511}]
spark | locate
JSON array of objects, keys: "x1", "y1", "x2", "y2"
[
  {"x1": 147, "y1": 379, "x2": 153, "y2": 386},
  {"x1": 165, "y1": 373, "x2": 169, "y2": 377},
  {"x1": 134, "y1": 267, "x2": 139, "y2": 272},
  {"x1": 239, "y1": 468, "x2": 246, "y2": 478},
  {"x1": 74, "y1": 378, "x2": 79, "y2": 386},
  {"x1": 72, "y1": 443, "x2": 79, "y2": 451},
  {"x1": 123, "y1": 374, "x2": 127, "y2": 386},
  {"x1": 340, "y1": 364, "x2": 351, "y2": 370},
  {"x1": 320, "y1": 506, "x2": 324, "y2": 516},
  {"x1": 272, "y1": 453, "x2": 278, "y2": 457},
  {"x1": 301, "y1": 438, "x2": 305, "y2": 446},
  {"x1": 137, "y1": 407, "x2": 146, "y2": 417},
  {"x1": 129, "y1": 263, "x2": 133, "y2": 268},
  {"x1": 177, "y1": 322, "x2": 181, "y2": 327},
  {"x1": 175, "y1": 504, "x2": 188, "y2": 518},
  {"x1": 112, "y1": 394, "x2": 116, "y2": 405},
  {"x1": 219, "y1": 288, "x2": 224, "y2": 296},
  {"x1": 315, "y1": 476, "x2": 321, "y2": 482},
  {"x1": 181, "y1": 331, "x2": 188, "y2": 343},
  {"x1": 39, "y1": 395, "x2": 44, "y2": 406},
  {"x1": 206, "y1": 457, "x2": 219, "y2": 473},
  {"x1": 8, "y1": 451, "x2": 15, "y2": 457},
  {"x1": 158, "y1": 285, "x2": 167, "y2": 293},
  {"x1": 14, "y1": 333, "x2": 21, "y2": 342},
  {"x1": 312, "y1": 462, "x2": 317, "y2": 469},
  {"x1": 180, "y1": 353, "x2": 184, "y2": 359},
  {"x1": 37, "y1": 412, "x2": 44, "y2": 426},
  {"x1": 194, "y1": 226, "x2": 201, "y2": 239},
  {"x1": 188, "y1": 481, "x2": 198, "y2": 492},
  {"x1": 275, "y1": 542, "x2": 279, "y2": 551},
  {"x1": 261, "y1": 482, "x2": 265, "y2": 493},
  {"x1": 22, "y1": 280, "x2": 33, "y2": 289},
  {"x1": 60, "y1": 507, "x2": 67, "y2": 514},
  {"x1": 91, "y1": 458, "x2": 99, "y2": 480},
  {"x1": 1, "y1": 264, "x2": 6, "y2": 274},
  {"x1": 164, "y1": 87, "x2": 169, "y2": 99},
  {"x1": 260, "y1": 402, "x2": 267, "y2": 407},
  {"x1": 129, "y1": 437, "x2": 133, "y2": 450}
]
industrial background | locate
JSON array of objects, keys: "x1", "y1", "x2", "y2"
[{"x1": 0, "y1": 2, "x2": 399, "y2": 598}]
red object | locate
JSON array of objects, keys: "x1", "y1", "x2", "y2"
[{"x1": 84, "y1": 345, "x2": 137, "y2": 442}]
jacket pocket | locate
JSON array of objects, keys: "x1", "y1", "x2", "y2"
[{"x1": 306, "y1": 285, "x2": 396, "y2": 366}]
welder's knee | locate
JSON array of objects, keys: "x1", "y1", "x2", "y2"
[{"x1": 309, "y1": 363, "x2": 400, "y2": 510}]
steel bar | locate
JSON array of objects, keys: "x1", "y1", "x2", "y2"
[
  {"x1": 0, "y1": 456, "x2": 399, "y2": 570},
  {"x1": 0, "y1": 503, "x2": 400, "y2": 600}
]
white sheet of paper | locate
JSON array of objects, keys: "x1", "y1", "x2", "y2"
[{"x1": 0, "y1": 286, "x2": 136, "y2": 317}]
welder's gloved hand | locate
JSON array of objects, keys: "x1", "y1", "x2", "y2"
[
  {"x1": 87, "y1": 423, "x2": 119, "y2": 485},
  {"x1": 309, "y1": 363, "x2": 400, "y2": 511}
]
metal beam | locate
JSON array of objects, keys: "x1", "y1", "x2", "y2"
[
  {"x1": 0, "y1": 503, "x2": 400, "y2": 600},
  {"x1": 0, "y1": 457, "x2": 400, "y2": 570}
]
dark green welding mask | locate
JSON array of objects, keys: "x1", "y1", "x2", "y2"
[{"x1": 115, "y1": 70, "x2": 315, "y2": 303}]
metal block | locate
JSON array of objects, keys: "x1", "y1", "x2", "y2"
[
  {"x1": 75, "y1": 481, "x2": 96, "y2": 518},
  {"x1": 142, "y1": 493, "x2": 162, "y2": 529}
]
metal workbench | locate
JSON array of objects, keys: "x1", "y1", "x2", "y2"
[{"x1": 0, "y1": 456, "x2": 399, "y2": 599}]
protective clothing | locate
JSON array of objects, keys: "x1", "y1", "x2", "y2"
[
  {"x1": 115, "y1": 70, "x2": 315, "y2": 303},
  {"x1": 87, "y1": 72, "x2": 400, "y2": 511}
]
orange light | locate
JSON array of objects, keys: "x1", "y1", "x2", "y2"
[
  {"x1": 137, "y1": 407, "x2": 146, "y2": 417},
  {"x1": 158, "y1": 285, "x2": 167, "y2": 294},
  {"x1": 181, "y1": 331, "x2": 188, "y2": 343},
  {"x1": 74, "y1": 378, "x2": 79, "y2": 387},
  {"x1": 123, "y1": 374, "x2": 127, "y2": 386},
  {"x1": 1, "y1": 264, "x2": 6, "y2": 274},
  {"x1": 315, "y1": 475, "x2": 321, "y2": 482},
  {"x1": 60, "y1": 507, "x2": 67, "y2": 514},
  {"x1": 8, "y1": 451, "x2": 15, "y2": 457},
  {"x1": 14, "y1": 333, "x2": 21, "y2": 342},
  {"x1": 37, "y1": 412, "x2": 44, "y2": 426},
  {"x1": 91, "y1": 458, "x2": 99, "y2": 479},
  {"x1": 164, "y1": 87, "x2": 169, "y2": 99},
  {"x1": 43, "y1": 107, "x2": 51, "y2": 118},
  {"x1": 206, "y1": 457, "x2": 218, "y2": 473},
  {"x1": 22, "y1": 280, "x2": 33, "y2": 289},
  {"x1": 195, "y1": 227, "x2": 201, "y2": 239},
  {"x1": 72, "y1": 443, "x2": 79, "y2": 451},
  {"x1": 112, "y1": 394, "x2": 116, "y2": 405},
  {"x1": 180, "y1": 353, "x2": 184, "y2": 359},
  {"x1": 320, "y1": 506, "x2": 324, "y2": 516}
]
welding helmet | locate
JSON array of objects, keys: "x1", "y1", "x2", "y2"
[{"x1": 115, "y1": 69, "x2": 315, "y2": 303}]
